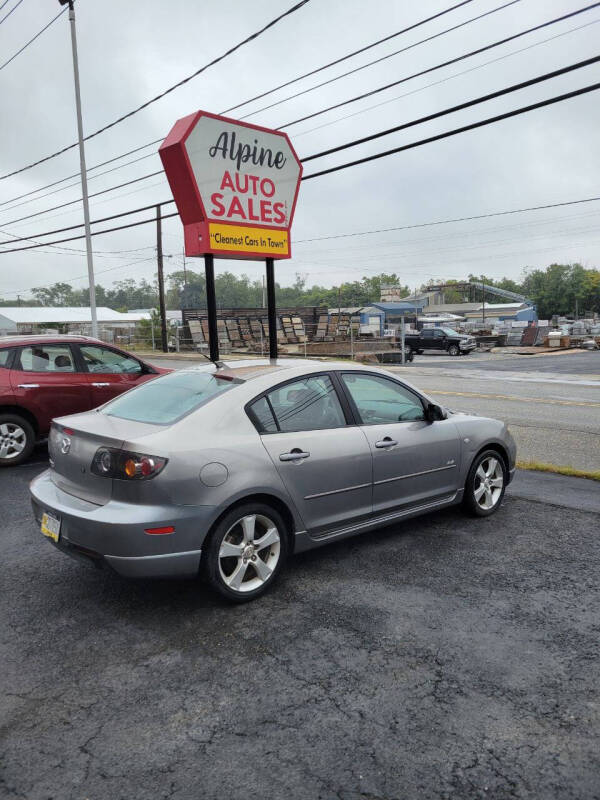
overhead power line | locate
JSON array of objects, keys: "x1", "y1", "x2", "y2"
[
  {"x1": 301, "y1": 55, "x2": 600, "y2": 162},
  {"x1": 0, "y1": 0, "x2": 311, "y2": 181},
  {"x1": 1, "y1": 171, "x2": 163, "y2": 227},
  {"x1": 243, "y1": 0, "x2": 521, "y2": 121},
  {"x1": 291, "y1": 15, "x2": 600, "y2": 140},
  {"x1": 223, "y1": 0, "x2": 478, "y2": 114},
  {"x1": 301, "y1": 80, "x2": 600, "y2": 181},
  {"x1": 293, "y1": 197, "x2": 600, "y2": 244},
  {"x1": 2, "y1": 77, "x2": 600, "y2": 254},
  {"x1": 0, "y1": 6, "x2": 66, "y2": 73},
  {"x1": 278, "y1": 0, "x2": 600, "y2": 129},
  {"x1": 0, "y1": 0, "x2": 24, "y2": 27}
]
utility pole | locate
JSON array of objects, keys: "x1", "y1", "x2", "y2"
[
  {"x1": 155, "y1": 204, "x2": 168, "y2": 352},
  {"x1": 60, "y1": 0, "x2": 97, "y2": 338}
]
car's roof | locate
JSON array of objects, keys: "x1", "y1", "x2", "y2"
[{"x1": 0, "y1": 334, "x2": 103, "y2": 346}]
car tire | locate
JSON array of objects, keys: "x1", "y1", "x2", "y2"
[
  {"x1": 0, "y1": 414, "x2": 35, "y2": 467},
  {"x1": 448, "y1": 344, "x2": 460, "y2": 356},
  {"x1": 202, "y1": 503, "x2": 289, "y2": 603},
  {"x1": 416, "y1": 350, "x2": 424, "y2": 355},
  {"x1": 463, "y1": 450, "x2": 507, "y2": 517}
]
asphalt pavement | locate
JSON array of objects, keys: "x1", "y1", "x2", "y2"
[{"x1": 2, "y1": 463, "x2": 599, "y2": 800}]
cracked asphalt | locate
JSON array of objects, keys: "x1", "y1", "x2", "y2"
[{"x1": 1, "y1": 461, "x2": 599, "y2": 800}]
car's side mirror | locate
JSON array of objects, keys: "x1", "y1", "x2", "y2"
[{"x1": 425, "y1": 403, "x2": 445, "y2": 422}]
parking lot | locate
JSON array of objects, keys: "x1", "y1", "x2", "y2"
[{"x1": 2, "y1": 454, "x2": 599, "y2": 799}]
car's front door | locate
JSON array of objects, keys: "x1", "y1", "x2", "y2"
[
  {"x1": 249, "y1": 373, "x2": 373, "y2": 536},
  {"x1": 10, "y1": 343, "x2": 93, "y2": 433},
  {"x1": 76, "y1": 344, "x2": 148, "y2": 406},
  {"x1": 339, "y1": 372, "x2": 461, "y2": 515}
]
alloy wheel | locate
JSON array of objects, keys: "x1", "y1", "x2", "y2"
[
  {"x1": 0, "y1": 423, "x2": 27, "y2": 460},
  {"x1": 218, "y1": 513, "x2": 281, "y2": 594},
  {"x1": 473, "y1": 456, "x2": 504, "y2": 510}
]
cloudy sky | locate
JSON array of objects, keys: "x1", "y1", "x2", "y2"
[{"x1": 1, "y1": 0, "x2": 599, "y2": 301}]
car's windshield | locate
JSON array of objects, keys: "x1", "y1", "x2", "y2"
[{"x1": 101, "y1": 370, "x2": 241, "y2": 424}]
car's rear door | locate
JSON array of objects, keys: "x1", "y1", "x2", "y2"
[
  {"x1": 75, "y1": 343, "x2": 150, "y2": 406},
  {"x1": 10, "y1": 343, "x2": 93, "y2": 434},
  {"x1": 339, "y1": 371, "x2": 461, "y2": 515},
  {"x1": 248, "y1": 373, "x2": 373, "y2": 536}
]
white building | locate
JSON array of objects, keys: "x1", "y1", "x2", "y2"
[{"x1": 0, "y1": 307, "x2": 150, "y2": 335}]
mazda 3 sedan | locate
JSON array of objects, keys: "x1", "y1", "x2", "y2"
[{"x1": 30, "y1": 359, "x2": 516, "y2": 602}]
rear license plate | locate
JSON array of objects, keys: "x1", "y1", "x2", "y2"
[{"x1": 41, "y1": 512, "x2": 61, "y2": 543}]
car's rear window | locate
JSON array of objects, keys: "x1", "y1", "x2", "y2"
[
  {"x1": 101, "y1": 370, "x2": 241, "y2": 424},
  {"x1": 0, "y1": 348, "x2": 13, "y2": 368}
]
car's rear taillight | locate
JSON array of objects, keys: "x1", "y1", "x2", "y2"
[{"x1": 91, "y1": 447, "x2": 167, "y2": 480}]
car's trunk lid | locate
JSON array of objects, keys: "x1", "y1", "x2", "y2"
[{"x1": 49, "y1": 411, "x2": 161, "y2": 505}]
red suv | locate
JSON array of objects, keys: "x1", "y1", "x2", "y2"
[{"x1": 0, "y1": 335, "x2": 169, "y2": 466}]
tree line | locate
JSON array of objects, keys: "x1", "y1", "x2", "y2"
[{"x1": 1, "y1": 263, "x2": 598, "y2": 320}]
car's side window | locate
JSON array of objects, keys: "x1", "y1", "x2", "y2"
[
  {"x1": 341, "y1": 373, "x2": 425, "y2": 424},
  {"x1": 79, "y1": 345, "x2": 142, "y2": 375},
  {"x1": 0, "y1": 348, "x2": 13, "y2": 368},
  {"x1": 250, "y1": 375, "x2": 347, "y2": 433},
  {"x1": 17, "y1": 345, "x2": 76, "y2": 373}
]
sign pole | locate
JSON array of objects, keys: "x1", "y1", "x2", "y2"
[
  {"x1": 156, "y1": 204, "x2": 168, "y2": 353},
  {"x1": 265, "y1": 257, "x2": 278, "y2": 360},
  {"x1": 204, "y1": 253, "x2": 219, "y2": 362}
]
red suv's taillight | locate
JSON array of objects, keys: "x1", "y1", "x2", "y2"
[{"x1": 91, "y1": 447, "x2": 167, "y2": 480}]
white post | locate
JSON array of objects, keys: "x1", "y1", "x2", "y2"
[
  {"x1": 401, "y1": 315, "x2": 406, "y2": 365},
  {"x1": 66, "y1": 1, "x2": 97, "y2": 339}
]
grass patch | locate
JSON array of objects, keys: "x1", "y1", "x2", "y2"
[{"x1": 517, "y1": 460, "x2": 600, "y2": 482}]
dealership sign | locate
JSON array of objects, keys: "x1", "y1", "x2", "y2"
[{"x1": 159, "y1": 111, "x2": 302, "y2": 260}]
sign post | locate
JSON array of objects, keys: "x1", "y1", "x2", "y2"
[{"x1": 159, "y1": 111, "x2": 302, "y2": 361}]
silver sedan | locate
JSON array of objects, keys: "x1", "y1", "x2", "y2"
[{"x1": 30, "y1": 359, "x2": 516, "y2": 602}]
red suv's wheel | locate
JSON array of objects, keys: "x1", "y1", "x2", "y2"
[{"x1": 0, "y1": 414, "x2": 35, "y2": 467}]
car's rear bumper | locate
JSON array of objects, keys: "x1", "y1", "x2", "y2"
[{"x1": 30, "y1": 470, "x2": 215, "y2": 578}]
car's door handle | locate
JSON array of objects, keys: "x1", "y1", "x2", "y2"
[
  {"x1": 375, "y1": 437, "x2": 398, "y2": 448},
  {"x1": 91, "y1": 382, "x2": 111, "y2": 387},
  {"x1": 279, "y1": 449, "x2": 310, "y2": 462},
  {"x1": 17, "y1": 383, "x2": 40, "y2": 388}
]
